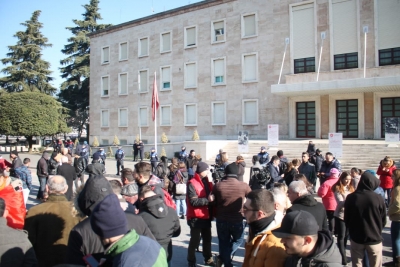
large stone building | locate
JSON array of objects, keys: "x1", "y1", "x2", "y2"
[{"x1": 89, "y1": 0, "x2": 400, "y2": 145}]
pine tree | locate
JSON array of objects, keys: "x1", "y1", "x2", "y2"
[
  {"x1": 161, "y1": 147, "x2": 167, "y2": 157},
  {"x1": 92, "y1": 136, "x2": 99, "y2": 147},
  {"x1": 58, "y1": 0, "x2": 111, "y2": 137},
  {"x1": 192, "y1": 130, "x2": 200, "y2": 141},
  {"x1": 161, "y1": 132, "x2": 168, "y2": 143},
  {"x1": 112, "y1": 135, "x2": 120, "y2": 146},
  {"x1": 0, "y1": 10, "x2": 56, "y2": 95}
]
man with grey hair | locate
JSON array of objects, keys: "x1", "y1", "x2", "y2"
[
  {"x1": 271, "y1": 188, "x2": 287, "y2": 224},
  {"x1": 286, "y1": 181, "x2": 328, "y2": 231},
  {"x1": 57, "y1": 156, "x2": 77, "y2": 200},
  {"x1": 24, "y1": 175, "x2": 79, "y2": 267}
]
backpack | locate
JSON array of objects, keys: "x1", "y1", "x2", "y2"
[{"x1": 150, "y1": 185, "x2": 176, "y2": 210}]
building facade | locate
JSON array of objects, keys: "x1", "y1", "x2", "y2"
[{"x1": 89, "y1": 0, "x2": 400, "y2": 145}]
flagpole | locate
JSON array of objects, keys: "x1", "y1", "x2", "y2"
[{"x1": 154, "y1": 71, "x2": 157, "y2": 153}]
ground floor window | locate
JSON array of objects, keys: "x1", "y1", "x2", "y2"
[
  {"x1": 336, "y1": 99, "x2": 358, "y2": 138},
  {"x1": 296, "y1": 101, "x2": 315, "y2": 138},
  {"x1": 381, "y1": 97, "x2": 400, "y2": 137}
]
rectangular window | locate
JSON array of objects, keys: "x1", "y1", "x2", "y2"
[
  {"x1": 101, "y1": 76, "x2": 109, "y2": 96},
  {"x1": 160, "y1": 105, "x2": 171, "y2": 126},
  {"x1": 160, "y1": 32, "x2": 171, "y2": 53},
  {"x1": 212, "y1": 101, "x2": 226, "y2": 125},
  {"x1": 381, "y1": 97, "x2": 400, "y2": 137},
  {"x1": 296, "y1": 101, "x2": 316, "y2": 138},
  {"x1": 242, "y1": 100, "x2": 258, "y2": 125},
  {"x1": 292, "y1": 3, "x2": 315, "y2": 69},
  {"x1": 139, "y1": 107, "x2": 148, "y2": 127},
  {"x1": 102, "y1": 46, "x2": 110, "y2": 64},
  {"x1": 294, "y1": 57, "x2": 315, "y2": 74},
  {"x1": 242, "y1": 13, "x2": 257, "y2": 38},
  {"x1": 101, "y1": 110, "x2": 109, "y2": 127},
  {"x1": 212, "y1": 57, "x2": 226, "y2": 86},
  {"x1": 212, "y1": 20, "x2": 225, "y2": 43},
  {"x1": 160, "y1": 66, "x2": 171, "y2": 91},
  {"x1": 138, "y1": 70, "x2": 148, "y2": 93},
  {"x1": 332, "y1": 0, "x2": 357, "y2": 56},
  {"x1": 377, "y1": 0, "x2": 400, "y2": 51},
  {"x1": 119, "y1": 42, "x2": 128, "y2": 61},
  {"x1": 184, "y1": 62, "x2": 197, "y2": 88},
  {"x1": 118, "y1": 73, "x2": 128, "y2": 95},
  {"x1": 119, "y1": 140, "x2": 127, "y2": 145},
  {"x1": 139, "y1": 37, "x2": 149, "y2": 57},
  {"x1": 184, "y1": 104, "x2": 197, "y2": 126},
  {"x1": 336, "y1": 99, "x2": 358, "y2": 138},
  {"x1": 185, "y1": 26, "x2": 197, "y2": 48},
  {"x1": 242, "y1": 53, "x2": 258, "y2": 82},
  {"x1": 334, "y1": 53, "x2": 358, "y2": 70},
  {"x1": 118, "y1": 108, "x2": 128, "y2": 127},
  {"x1": 379, "y1": 47, "x2": 400, "y2": 66},
  {"x1": 101, "y1": 139, "x2": 109, "y2": 145}
]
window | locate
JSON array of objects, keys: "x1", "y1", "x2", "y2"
[
  {"x1": 139, "y1": 107, "x2": 148, "y2": 127},
  {"x1": 241, "y1": 13, "x2": 257, "y2": 38},
  {"x1": 118, "y1": 108, "x2": 128, "y2": 127},
  {"x1": 377, "y1": 1, "x2": 400, "y2": 55},
  {"x1": 119, "y1": 139, "x2": 127, "y2": 145},
  {"x1": 139, "y1": 37, "x2": 149, "y2": 57},
  {"x1": 101, "y1": 139, "x2": 109, "y2": 145},
  {"x1": 184, "y1": 26, "x2": 197, "y2": 48},
  {"x1": 118, "y1": 73, "x2": 128, "y2": 95},
  {"x1": 160, "y1": 66, "x2": 171, "y2": 91},
  {"x1": 294, "y1": 57, "x2": 315, "y2": 74},
  {"x1": 160, "y1": 105, "x2": 171, "y2": 126},
  {"x1": 101, "y1": 110, "x2": 109, "y2": 127},
  {"x1": 160, "y1": 31, "x2": 171, "y2": 53},
  {"x1": 101, "y1": 76, "x2": 109, "y2": 96},
  {"x1": 291, "y1": 3, "x2": 315, "y2": 72},
  {"x1": 336, "y1": 99, "x2": 358, "y2": 138},
  {"x1": 379, "y1": 47, "x2": 400, "y2": 66},
  {"x1": 334, "y1": 53, "x2": 358, "y2": 70},
  {"x1": 296, "y1": 101, "x2": 316, "y2": 138},
  {"x1": 101, "y1": 46, "x2": 110, "y2": 64},
  {"x1": 212, "y1": 101, "x2": 226, "y2": 125},
  {"x1": 212, "y1": 20, "x2": 225, "y2": 43},
  {"x1": 184, "y1": 62, "x2": 197, "y2": 88},
  {"x1": 242, "y1": 100, "x2": 258, "y2": 125},
  {"x1": 119, "y1": 42, "x2": 128, "y2": 61},
  {"x1": 184, "y1": 104, "x2": 197, "y2": 126},
  {"x1": 138, "y1": 70, "x2": 148, "y2": 93},
  {"x1": 242, "y1": 53, "x2": 258, "y2": 82},
  {"x1": 211, "y1": 57, "x2": 226, "y2": 85},
  {"x1": 381, "y1": 97, "x2": 400, "y2": 137}
]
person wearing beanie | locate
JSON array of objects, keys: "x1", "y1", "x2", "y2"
[
  {"x1": 65, "y1": 175, "x2": 155, "y2": 266},
  {"x1": 90, "y1": 194, "x2": 167, "y2": 267},
  {"x1": 344, "y1": 171, "x2": 386, "y2": 267},
  {"x1": 85, "y1": 154, "x2": 105, "y2": 180},
  {"x1": 211, "y1": 162, "x2": 251, "y2": 267},
  {"x1": 186, "y1": 161, "x2": 215, "y2": 267}
]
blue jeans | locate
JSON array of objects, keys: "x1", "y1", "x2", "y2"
[
  {"x1": 392, "y1": 221, "x2": 400, "y2": 262},
  {"x1": 36, "y1": 177, "x2": 47, "y2": 199},
  {"x1": 384, "y1": 188, "x2": 392, "y2": 206},
  {"x1": 216, "y1": 220, "x2": 245, "y2": 267},
  {"x1": 175, "y1": 199, "x2": 187, "y2": 216}
]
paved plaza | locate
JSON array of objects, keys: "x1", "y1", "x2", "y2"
[{"x1": 4, "y1": 150, "x2": 392, "y2": 266}]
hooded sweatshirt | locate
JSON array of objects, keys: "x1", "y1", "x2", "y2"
[{"x1": 344, "y1": 172, "x2": 386, "y2": 245}]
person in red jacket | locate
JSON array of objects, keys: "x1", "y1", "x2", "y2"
[
  {"x1": 0, "y1": 155, "x2": 12, "y2": 170},
  {"x1": 186, "y1": 162, "x2": 215, "y2": 267},
  {"x1": 377, "y1": 156, "x2": 397, "y2": 206}
]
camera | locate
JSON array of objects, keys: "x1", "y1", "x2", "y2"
[{"x1": 210, "y1": 164, "x2": 225, "y2": 183}]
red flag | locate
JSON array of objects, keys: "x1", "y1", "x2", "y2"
[{"x1": 151, "y1": 72, "x2": 159, "y2": 121}]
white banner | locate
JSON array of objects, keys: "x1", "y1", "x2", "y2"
[
  {"x1": 238, "y1": 131, "x2": 249, "y2": 153},
  {"x1": 385, "y1": 118, "x2": 400, "y2": 142},
  {"x1": 268, "y1": 124, "x2": 279, "y2": 147},
  {"x1": 386, "y1": 133, "x2": 400, "y2": 142},
  {"x1": 329, "y1": 133, "x2": 343, "y2": 158}
]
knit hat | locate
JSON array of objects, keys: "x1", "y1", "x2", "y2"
[
  {"x1": 77, "y1": 175, "x2": 113, "y2": 216},
  {"x1": 93, "y1": 153, "x2": 100, "y2": 160},
  {"x1": 329, "y1": 168, "x2": 340, "y2": 178},
  {"x1": 225, "y1": 162, "x2": 238, "y2": 177},
  {"x1": 121, "y1": 183, "x2": 139, "y2": 196},
  {"x1": 90, "y1": 194, "x2": 128, "y2": 238},
  {"x1": 10, "y1": 150, "x2": 18, "y2": 156},
  {"x1": 272, "y1": 210, "x2": 319, "y2": 238},
  {"x1": 196, "y1": 162, "x2": 209, "y2": 174}
]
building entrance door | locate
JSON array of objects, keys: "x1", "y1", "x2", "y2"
[
  {"x1": 296, "y1": 101, "x2": 316, "y2": 138},
  {"x1": 381, "y1": 97, "x2": 400, "y2": 138},
  {"x1": 336, "y1": 99, "x2": 358, "y2": 138}
]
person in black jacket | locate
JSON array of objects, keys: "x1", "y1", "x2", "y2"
[
  {"x1": 36, "y1": 152, "x2": 50, "y2": 200},
  {"x1": 310, "y1": 149, "x2": 324, "y2": 173},
  {"x1": 319, "y1": 152, "x2": 342, "y2": 184},
  {"x1": 65, "y1": 175, "x2": 155, "y2": 266},
  {"x1": 85, "y1": 154, "x2": 105, "y2": 180},
  {"x1": 344, "y1": 171, "x2": 386, "y2": 267},
  {"x1": 73, "y1": 153, "x2": 87, "y2": 189},
  {"x1": 48, "y1": 151, "x2": 59, "y2": 175},
  {"x1": 138, "y1": 185, "x2": 181, "y2": 264},
  {"x1": 286, "y1": 180, "x2": 328, "y2": 231},
  {"x1": 137, "y1": 140, "x2": 144, "y2": 162},
  {"x1": 172, "y1": 162, "x2": 188, "y2": 219},
  {"x1": 133, "y1": 140, "x2": 139, "y2": 162},
  {"x1": 268, "y1": 155, "x2": 282, "y2": 185},
  {"x1": 57, "y1": 156, "x2": 77, "y2": 200}
]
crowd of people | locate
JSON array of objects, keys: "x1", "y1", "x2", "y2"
[{"x1": 0, "y1": 140, "x2": 398, "y2": 267}]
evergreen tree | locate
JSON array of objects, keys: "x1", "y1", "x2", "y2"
[
  {"x1": 58, "y1": 0, "x2": 111, "y2": 137},
  {"x1": 0, "y1": 10, "x2": 56, "y2": 95}
]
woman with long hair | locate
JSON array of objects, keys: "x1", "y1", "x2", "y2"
[
  {"x1": 284, "y1": 159, "x2": 300, "y2": 186},
  {"x1": 350, "y1": 167, "x2": 362, "y2": 189},
  {"x1": 332, "y1": 171, "x2": 354, "y2": 266},
  {"x1": 377, "y1": 156, "x2": 397, "y2": 205},
  {"x1": 388, "y1": 169, "x2": 400, "y2": 267}
]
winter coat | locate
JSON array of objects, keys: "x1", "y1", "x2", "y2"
[
  {"x1": 243, "y1": 219, "x2": 287, "y2": 267},
  {"x1": 283, "y1": 168, "x2": 298, "y2": 186},
  {"x1": 258, "y1": 152, "x2": 270, "y2": 166},
  {"x1": 57, "y1": 164, "x2": 77, "y2": 201},
  {"x1": 74, "y1": 156, "x2": 87, "y2": 177},
  {"x1": 320, "y1": 159, "x2": 342, "y2": 182},
  {"x1": 377, "y1": 159, "x2": 396, "y2": 189},
  {"x1": 237, "y1": 161, "x2": 246, "y2": 182},
  {"x1": 344, "y1": 172, "x2": 387, "y2": 245},
  {"x1": 12, "y1": 157, "x2": 23, "y2": 170},
  {"x1": 333, "y1": 187, "x2": 352, "y2": 220},
  {"x1": 307, "y1": 143, "x2": 316, "y2": 156},
  {"x1": 317, "y1": 175, "x2": 339, "y2": 211},
  {"x1": 298, "y1": 162, "x2": 317, "y2": 184},
  {"x1": 36, "y1": 157, "x2": 48, "y2": 178},
  {"x1": 24, "y1": 194, "x2": 79, "y2": 267},
  {"x1": 48, "y1": 157, "x2": 59, "y2": 175},
  {"x1": 172, "y1": 169, "x2": 188, "y2": 200},
  {"x1": 85, "y1": 161, "x2": 105, "y2": 180},
  {"x1": 278, "y1": 157, "x2": 289, "y2": 176},
  {"x1": 311, "y1": 153, "x2": 324, "y2": 172},
  {"x1": 139, "y1": 194, "x2": 181, "y2": 262},
  {"x1": 268, "y1": 163, "x2": 281, "y2": 183},
  {"x1": 287, "y1": 194, "x2": 329, "y2": 231},
  {"x1": 150, "y1": 152, "x2": 158, "y2": 162},
  {"x1": 389, "y1": 186, "x2": 400, "y2": 222},
  {"x1": 284, "y1": 230, "x2": 342, "y2": 267},
  {"x1": 0, "y1": 156, "x2": 12, "y2": 169},
  {"x1": 14, "y1": 165, "x2": 33, "y2": 190},
  {"x1": 0, "y1": 217, "x2": 38, "y2": 267},
  {"x1": 249, "y1": 162, "x2": 264, "y2": 190}
]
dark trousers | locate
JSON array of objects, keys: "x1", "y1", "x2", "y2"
[
  {"x1": 391, "y1": 221, "x2": 400, "y2": 262},
  {"x1": 188, "y1": 226, "x2": 212, "y2": 264},
  {"x1": 326, "y1": 210, "x2": 335, "y2": 234},
  {"x1": 133, "y1": 150, "x2": 138, "y2": 161},
  {"x1": 116, "y1": 160, "x2": 124, "y2": 174},
  {"x1": 36, "y1": 176, "x2": 47, "y2": 199},
  {"x1": 151, "y1": 161, "x2": 157, "y2": 173},
  {"x1": 384, "y1": 188, "x2": 392, "y2": 206},
  {"x1": 335, "y1": 217, "x2": 349, "y2": 264},
  {"x1": 216, "y1": 220, "x2": 245, "y2": 267},
  {"x1": 140, "y1": 150, "x2": 144, "y2": 161}
]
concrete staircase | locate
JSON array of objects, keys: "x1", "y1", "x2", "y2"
[{"x1": 209, "y1": 140, "x2": 400, "y2": 172}]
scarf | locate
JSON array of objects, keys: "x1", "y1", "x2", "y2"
[{"x1": 248, "y1": 212, "x2": 275, "y2": 240}]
